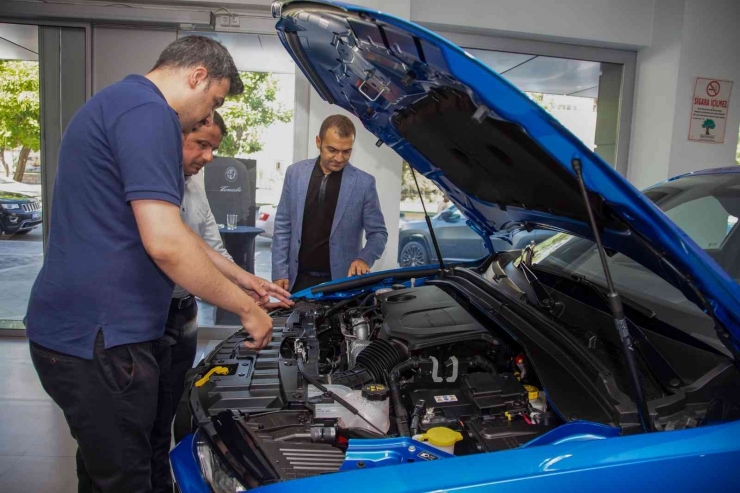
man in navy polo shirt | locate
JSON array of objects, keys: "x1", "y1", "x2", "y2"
[{"x1": 25, "y1": 36, "x2": 284, "y2": 493}]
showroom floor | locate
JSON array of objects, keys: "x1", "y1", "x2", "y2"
[{"x1": 0, "y1": 336, "x2": 222, "y2": 492}]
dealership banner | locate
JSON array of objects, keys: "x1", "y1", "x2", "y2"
[{"x1": 689, "y1": 77, "x2": 733, "y2": 144}]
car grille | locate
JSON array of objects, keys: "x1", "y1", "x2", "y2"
[{"x1": 21, "y1": 201, "x2": 40, "y2": 212}]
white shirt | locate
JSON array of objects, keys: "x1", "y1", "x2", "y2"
[{"x1": 172, "y1": 175, "x2": 233, "y2": 299}]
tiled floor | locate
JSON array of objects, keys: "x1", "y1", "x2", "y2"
[{"x1": 0, "y1": 336, "x2": 222, "y2": 492}]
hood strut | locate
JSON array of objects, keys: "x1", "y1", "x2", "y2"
[
  {"x1": 573, "y1": 157, "x2": 653, "y2": 433},
  {"x1": 410, "y1": 166, "x2": 445, "y2": 272}
]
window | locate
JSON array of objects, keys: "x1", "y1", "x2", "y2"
[
  {"x1": 0, "y1": 23, "x2": 42, "y2": 325},
  {"x1": 663, "y1": 195, "x2": 736, "y2": 249},
  {"x1": 441, "y1": 31, "x2": 635, "y2": 176}
]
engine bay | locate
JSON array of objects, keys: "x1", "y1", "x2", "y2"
[
  {"x1": 186, "y1": 278, "x2": 740, "y2": 487},
  {"x1": 188, "y1": 285, "x2": 564, "y2": 484}
]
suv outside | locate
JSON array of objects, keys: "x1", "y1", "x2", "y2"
[
  {"x1": 398, "y1": 205, "x2": 554, "y2": 267},
  {"x1": 0, "y1": 190, "x2": 42, "y2": 235}
]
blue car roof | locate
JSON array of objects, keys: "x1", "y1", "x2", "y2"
[{"x1": 273, "y1": 1, "x2": 740, "y2": 351}]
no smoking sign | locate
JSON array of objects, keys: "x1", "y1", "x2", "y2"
[
  {"x1": 689, "y1": 77, "x2": 733, "y2": 144},
  {"x1": 706, "y1": 81, "x2": 721, "y2": 97}
]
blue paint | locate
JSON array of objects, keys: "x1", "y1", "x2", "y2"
[
  {"x1": 170, "y1": 434, "x2": 210, "y2": 493},
  {"x1": 340, "y1": 437, "x2": 454, "y2": 472},
  {"x1": 252, "y1": 420, "x2": 740, "y2": 492},
  {"x1": 521, "y1": 421, "x2": 622, "y2": 448}
]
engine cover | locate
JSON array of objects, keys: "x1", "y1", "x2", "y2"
[{"x1": 377, "y1": 285, "x2": 496, "y2": 350}]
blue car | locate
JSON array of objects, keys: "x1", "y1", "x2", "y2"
[{"x1": 171, "y1": 2, "x2": 740, "y2": 491}]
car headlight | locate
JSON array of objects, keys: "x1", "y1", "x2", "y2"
[
  {"x1": 1, "y1": 203, "x2": 20, "y2": 210},
  {"x1": 195, "y1": 430, "x2": 247, "y2": 493}
]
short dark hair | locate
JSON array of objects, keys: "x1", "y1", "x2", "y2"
[
  {"x1": 319, "y1": 114, "x2": 356, "y2": 140},
  {"x1": 152, "y1": 36, "x2": 244, "y2": 96},
  {"x1": 213, "y1": 111, "x2": 227, "y2": 138}
]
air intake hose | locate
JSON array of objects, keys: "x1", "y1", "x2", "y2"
[
  {"x1": 389, "y1": 358, "x2": 425, "y2": 437},
  {"x1": 328, "y1": 340, "x2": 405, "y2": 389},
  {"x1": 468, "y1": 355, "x2": 498, "y2": 375}
]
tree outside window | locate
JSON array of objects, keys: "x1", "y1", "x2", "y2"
[
  {"x1": 217, "y1": 71, "x2": 293, "y2": 158},
  {"x1": 0, "y1": 60, "x2": 40, "y2": 180}
]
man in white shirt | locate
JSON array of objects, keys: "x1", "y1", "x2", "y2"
[{"x1": 167, "y1": 112, "x2": 291, "y2": 413}]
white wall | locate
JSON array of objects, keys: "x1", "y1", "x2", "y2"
[
  {"x1": 627, "y1": 0, "x2": 685, "y2": 188},
  {"x1": 667, "y1": 0, "x2": 740, "y2": 178},
  {"x1": 410, "y1": 0, "x2": 655, "y2": 48},
  {"x1": 629, "y1": 0, "x2": 740, "y2": 188},
  {"x1": 93, "y1": 26, "x2": 176, "y2": 93},
  {"x1": 0, "y1": 23, "x2": 38, "y2": 61},
  {"x1": 295, "y1": 0, "x2": 411, "y2": 273}
]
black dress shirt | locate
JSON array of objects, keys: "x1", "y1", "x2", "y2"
[{"x1": 298, "y1": 159, "x2": 344, "y2": 274}]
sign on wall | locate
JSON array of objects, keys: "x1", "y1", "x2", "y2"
[{"x1": 689, "y1": 78, "x2": 733, "y2": 144}]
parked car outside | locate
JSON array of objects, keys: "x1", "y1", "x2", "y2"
[
  {"x1": 398, "y1": 204, "x2": 555, "y2": 267},
  {"x1": 0, "y1": 190, "x2": 42, "y2": 235},
  {"x1": 256, "y1": 204, "x2": 276, "y2": 238}
]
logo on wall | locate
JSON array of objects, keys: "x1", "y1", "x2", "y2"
[{"x1": 225, "y1": 167, "x2": 238, "y2": 182}]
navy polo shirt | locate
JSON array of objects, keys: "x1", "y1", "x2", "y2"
[{"x1": 26, "y1": 75, "x2": 185, "y2": 359}]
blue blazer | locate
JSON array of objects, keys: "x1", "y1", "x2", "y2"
[{"x1": 272, "y1": 159, "x2": 388, "y2": 290}]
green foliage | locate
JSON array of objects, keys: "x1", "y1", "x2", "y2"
[
  {"x1": 527, "y1": 92, "x2": 555, "y2": 114},
  {"x1": 0, "y1": 60, "x2": 40, "y2": 152},
  {"x1": 401, "y1": 161, "x2": 440, "y2": 203},
  {"x1": 218, "y1": 72, "x2": 293, "y2": 157}
]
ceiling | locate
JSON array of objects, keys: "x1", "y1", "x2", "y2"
[
  {"x1": 181, "y1": 31, "x2": 295, "y2": 74},
  {"x1": 0, "y1": 22, "x2": 606, "y2": 97},
  {"x1": 0, "y1": 23, "x2": 38, "y2": 61},
  {"x1": 468, "y1": 48, "x2": 604, "y2": 98}
]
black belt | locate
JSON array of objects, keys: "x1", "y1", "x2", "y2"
[
  {"x1": 301, "y1": 270, "x2": 331, "y2": 278},
  {"x1": 171, "y1": 294, "x2": 195, "y2": 310}
]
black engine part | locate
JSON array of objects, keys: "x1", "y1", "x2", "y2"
[
  {"x1": 328, "y1": 339, "x2": 406, "y2": 389},
  {"x1": 462, "y1": 372, "x2": 529, "y2": 416},
  {"x1": 377, "y1": 285, "x2": 497, "y2": 350},
  {"x1": 240, "y1": 411, "x2": 346, "y2": 481},
  {"x1": 465, "y1": 418, "x2": 555, "y2": 452}
]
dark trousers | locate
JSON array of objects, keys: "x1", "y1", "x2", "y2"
[
  {"x1": 163, "y1": 298, "x2": 198, "y2": 416},
  {"x1": 30, "y1": 332, "x2": 173, "y2": 493},
  {"x1": 292, "y1": 271, "x2": 332, "y2": 294}
]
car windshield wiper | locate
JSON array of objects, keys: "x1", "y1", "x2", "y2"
[
  {"x1": 517, "y1": 242, "x2": 565, "y2": 317},
  {"x1": 532, "y1": 263, "x2": 657, "y2": 321}
]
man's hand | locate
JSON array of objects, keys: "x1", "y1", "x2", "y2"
[
  {"x1": 260, "y1": 301, "x2": 291, "y2": 312},
  {"x1": 348, "y1": 259, "x2": 370, "y2": 277},
  {"x1": 242, "y1": 306, "x2": 273, "y2": 349},
  {"x1": 275, "y1": 278, "x2": 290, "y2": 291},
  {"x1": 236, "y1": 273, "x2": 293, "y2": 308}
]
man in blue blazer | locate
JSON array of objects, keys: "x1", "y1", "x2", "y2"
[{"x1": 272, "y1": 115, "x2": 388, "y2": 293}]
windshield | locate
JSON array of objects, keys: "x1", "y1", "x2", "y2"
[{"x1": 529, "y1": 172, "x2": 740, "y2": 351}]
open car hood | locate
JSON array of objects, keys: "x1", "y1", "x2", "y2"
[{"x1": 273, "y1": 1, "x2": 740, "y2": 351}]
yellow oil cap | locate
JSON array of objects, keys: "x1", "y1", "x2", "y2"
[
  {"x1": 524, "y1": 385, "x2": 539, "y2": 400},
  {"x1": 420, "y1": 427, "x2": 463, "y2": 447}
]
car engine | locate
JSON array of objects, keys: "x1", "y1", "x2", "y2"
[{"x1": 188, "y1": 285, "x2": 561, "y2": 485}]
